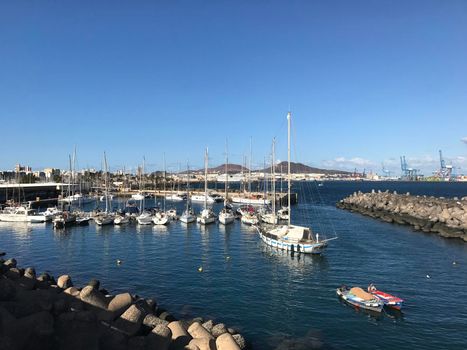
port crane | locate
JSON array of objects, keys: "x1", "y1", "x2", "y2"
[
  {"x1": 400, "y1": 156, "x2": 420, "y2": 181},
  {"x1": 438, "y1": 150, "x2": 453, "y2": 181},
  {"x1": 381, "y1": 163, "x2": 392, "y2": 178}
]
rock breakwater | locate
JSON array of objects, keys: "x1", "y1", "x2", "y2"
[
  {"x1": 337, "y1": 190, "x2": 467, "y2": 241},
  {"x1": 0, "y1": 256, "x2": 246, "y2": 350}
]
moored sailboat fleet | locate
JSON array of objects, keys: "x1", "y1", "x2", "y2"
[{"x1": 1, "y1": 112, "x2": 337, "y2": 256}]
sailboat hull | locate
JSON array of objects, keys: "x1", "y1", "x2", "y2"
[{"x1": 256, "y1": 226, "x2": 327, "y2": 254}]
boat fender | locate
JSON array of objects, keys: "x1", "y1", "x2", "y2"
[
  {"x1": 297, "y1": 244, "x2": 301, "y2": 253},
  {"x1": 291, "y1": 244, "x2": 294, "y2": 253}
]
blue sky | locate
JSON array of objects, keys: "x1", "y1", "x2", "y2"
[{"x1": 1, "y1": 0, "x2": 466, "y2": 175}]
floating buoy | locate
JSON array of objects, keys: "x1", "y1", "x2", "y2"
[
  {"x1": 426, "y1": 274, "x2": 430, "y2": 279},
  {"x1": 198, "y1": 266, "x2": 203, "y2": 272},
  {"x1": 453, "y1": 261, "x2": 457, "y2": 265},
  {"x1": 117, "y1": 259, "x2": 122, "y2": 265}
]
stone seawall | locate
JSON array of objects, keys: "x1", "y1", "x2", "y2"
[
  {"x1": 0, "y1": 255, "x2": 246, "y2": 350},
  {"x1": 336, "y1": 190, "x2": 467, "y2": 241}
]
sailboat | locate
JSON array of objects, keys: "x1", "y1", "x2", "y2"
[
  {"x1": 219, "y1": 140, "x2": 235, "y2": 225},
  {"x1": 153, "y1": 154, "x2": 170, "y2": 225},
  {"x1": 260, "y1": 138, "x2": 279, "y2": 225},
  {"x1": 231, "y1": 138, "x2": 271, "y2": 205},
  {"x1": 95, "y1": 152, "x2": 114, "y2": 226},
  {"x1": 256, "y1": 112, "x2": 337, "y2": 254},
  {"x1": 54, "y1": 155, "x2": 77, "y2": 228},
  {"x1": 197, "y1": 148, "x2": 217, "y2": 225},
  {"x1": 166, "y1": 164, "x2": 186, "y2": 201},
  {"x1": 136, "y1": 158, "x2": 153, "y2": 225},
  {"x1": 180, "y1": 163, "x2": 196, "y2": 223}
]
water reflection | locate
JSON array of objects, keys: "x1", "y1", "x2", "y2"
[
  {"x1": 152, "y1": 225, "x2": 169, "y2": 234},
  {"x1": 260, "y1": 243, "x2": 329, "y2": 273},
  {"x1": 0, "y1": 222, "x2": 36, "y2": 238}
]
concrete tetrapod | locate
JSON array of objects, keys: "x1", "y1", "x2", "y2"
[
  {"x1": 168, "y1": 320, "x2": 192, "y2": 350},
  {"x1": 216, "y1": 333, "x2": 241, "y2": 350},
  {"x1": 188, "y1": 321, "x2": 214, "y2": 339}
]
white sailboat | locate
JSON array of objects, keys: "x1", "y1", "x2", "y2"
[
  {"x1": 137, "y1": 157, "x2": 153, "y2": 225},
  {"x1": 180, "y1": 163, "x2": 196, "y2": 224},
  {"x1": 197, "y1": 148, "x2": 217, "y2": 225},
  {"x1": 54, "y1": 154, "x2": 77, "y2": 228},
  {"x1": 260, "y1": 138, "x2": 279, "y2": 225},
  {"x1": 256, "y1": 112, "x2": 337, "y2": 254},
  {"x1": 219, "y1": 140, "x2": 235, "y2": 225},
  {"x1": 95, "y1": 152, "x2": 114, "y2": 226},
  {"x1": 231, "y1": 138, "x2": 271, "y2": 205},
  {"x1": 0, "y1": 206, "x2": 49, "y2": 223},
  {"x1": 153, "y1": 154, "x2": 170, "y2": 225}
]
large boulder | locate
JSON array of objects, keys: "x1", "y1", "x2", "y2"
[
  {"x1": 64, "y1": 287, "x2": 81, "y2": 297},
  {"x1": 80, "y1": 285, "x2": 109, "y2": 310},
  {"x1": 232, "y1": 334, "x2": 246, "y2": 349},
  {"x1": 112, "y1": 304, "x2": 146, "y2": 336},
  {"x1": 143, "y1": 313, "x2": 169, "y2": 328},
  {"x1": 216, "y1": 333, "x2": 241, "y2": 350},
  {"x1": 189, "y1": 338, "x2": 216, "y2": 350},
  {"x1": 57, "y1": 275, "x2": 73, "y2": 289},
  {"x1": 202, "y1": 320, "x2": 214, "y2": 333},
  {"x1": 168, "y1": 320, "x2": 192, "y2": 350},
  {"x1": 188, "y1": 321, "x2": 214, "y2": 339},
  {"x1": 211, "y1": 323, "x2": 228, "y2": 338},
  {"x1": 4, "y1": 258, "x2": 17, "y2": 268},
  {"x1": 107, "y1": 293, "x2": 133, "y2": 316},
  {"x1": 23, "y1": 267, "x2": 36, "y2": 279},
  {"x1": 147, "y1": 324, "x2": 172, "y2": 350}
]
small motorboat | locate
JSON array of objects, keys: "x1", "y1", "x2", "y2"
[
  {"x1": 368, "y1": 284, "x2": 404, "y2": 310},
  {"x1": 336, "y1": 286, "x2": 384, "y2": 313},
  {"x1": 76, "y1": 216, "x2": 91, "y2": 225}
]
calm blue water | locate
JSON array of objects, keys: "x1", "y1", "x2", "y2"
[{"x1": 1, "y1": 181, "x2": 467, "y2": 349}]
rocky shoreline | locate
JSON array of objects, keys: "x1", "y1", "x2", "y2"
[
  {"x1": 336, "y1": 190, "x2": 467, "y2": 241},
  {"x1": 0, "y1": 255, "x2": 246, "y2": 350}
]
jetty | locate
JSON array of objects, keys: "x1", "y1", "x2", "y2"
[
  {"x1": 121, "y1": 189, "x2": 298, "y2": 206},
  {"x1": 337, "y1": 190, "x2": 467, "y2": 241},
  {"x1": 0, "y1": 255, "x2": 246, "y2": 350}
]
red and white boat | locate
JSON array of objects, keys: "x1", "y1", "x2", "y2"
[{"x1": 368, "y1": 284, "x2": 404, "y2": 310}]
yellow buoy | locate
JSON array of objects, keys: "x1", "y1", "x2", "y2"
[{"x1": 198, "y1": 266, "x2": 203, "y2": 272}]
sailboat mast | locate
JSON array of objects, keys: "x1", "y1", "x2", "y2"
[
  {"x1": 163, "y1": 153, "x2": 166, "y2": 212},
  {"x1": 287, "y1": 112, "x2": 291, "y2": 227},
  {"x1": 224, "y1": 139, "x2": 228, "y2": 204},
  {"x1": 186, "y1": 162, "x2": 190, "y2": 213},
  {"x1": 104, "y1": 152, "x2": 109, "y2": 213},
  {"x1": 68, "y1": 155, "x2": 72, "y2": 211},
  {"x1": 142, "y1": 157, "x2": 145, "y2": 212},
  {"x1": 204, "y1": 148, "x2": 208, "y2": 209},
  {"x1": 249, "y1": 137, "x2": 252, "y2": 193},
  {"x1": 272, "y1": 137, "x2": 276, "y2": 221}
]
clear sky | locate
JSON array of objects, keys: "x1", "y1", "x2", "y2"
[{"x1": 1, "y1": 0, "x2": 466, "y2": 175}]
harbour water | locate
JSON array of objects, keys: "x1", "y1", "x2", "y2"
[{"x1": 1, "y1": 181, "x2": 467, "y2": 349}]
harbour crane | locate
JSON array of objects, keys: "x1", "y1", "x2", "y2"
[
  {"x1": 381, "y1": 163, "x2": 392, "y2": 177},
  {"x1": 438, "y1": 150, "x2": 453, "y2": 181},
  {"x1": 400, "y1": 156, "x2": 419, "y2": 181}
]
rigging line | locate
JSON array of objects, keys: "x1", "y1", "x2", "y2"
[{"x1": 291, "y1": 115, "x2": 329, "y2": 237}]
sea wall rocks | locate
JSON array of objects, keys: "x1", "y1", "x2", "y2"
[
  {"x1": 0, "y1": 256, "x2": 247, "y2": 350},
  {"x1": 337, "y1": 190, "x2": 467, "y2": 241}
]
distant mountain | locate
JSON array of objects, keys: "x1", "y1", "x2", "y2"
[
  {"x1": 261, "y1": 161, "x2": 351, "y2": 175},
  {"x1": 208, "y1": 164, "x2": 248, "y2": 174},
  {"x1": 186, "y1": 161, "x2": 350, "y2": 175}
]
